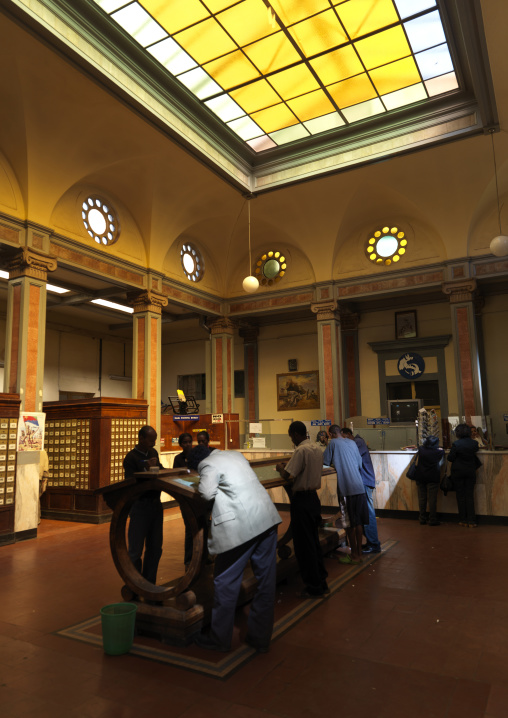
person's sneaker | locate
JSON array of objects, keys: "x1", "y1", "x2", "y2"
[
  {"x1": 362, "y1": 545, "x2": 381, "y2": 554},
  {"x1": 193, "y1": 633, "x2": 230, "y2": 652},
  {"x1": 245, "y1": 635, "x2": 270, "y2": 653}
]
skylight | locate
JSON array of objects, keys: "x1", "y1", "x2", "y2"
[{"x1": 93, "y1": 0, "x2": 459, "y2": 152}]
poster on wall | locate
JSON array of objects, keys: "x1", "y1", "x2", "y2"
[
  {"x1": 276, "y1": 371, "x2": 320, "y2": 412},
  {"x1": 17, "y1": 412, "x2": 46, "y2": 452}
]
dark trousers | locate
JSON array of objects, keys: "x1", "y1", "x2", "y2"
[
  {"x1": 210, "y1": 526, "x2": 278, "y2": 650},
  {"x1": 416, "y1": 481, "x2": 439, "y2": 522},
  {"x1": 290, "y1": 490, "x2": 328, "y2": 595},
  {"x1": 363, "y1": 486, "x2": 381, "y2": 549},
  {"x1": 455, "y1": 477, "x2": 476, "y2": 523},
  {"x1": 127, "y1": 499, "x2": 163, "y2": 584}
]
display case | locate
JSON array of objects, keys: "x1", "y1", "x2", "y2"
[
  {"x1": 0, "y1": 393, "x2": 20, "y2": 545},
  {"x1": 41, "y1": 398, "x2": 147, "y2": 523}
]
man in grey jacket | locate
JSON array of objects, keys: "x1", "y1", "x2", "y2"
[{"x1": 188, "y1": 445, "x2": 282, "y2": 653}]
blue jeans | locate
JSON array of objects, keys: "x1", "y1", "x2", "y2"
[{"x1": 363, "y1": 486, "x2": 381, "y2": 551}]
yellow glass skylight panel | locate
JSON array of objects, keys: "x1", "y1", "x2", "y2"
[
  {"x1": 335, "y1": 0, "x2": 399, "y2": 40},
  {"x1": 268, "y1": 64, "x2": 320, "y2": 101},
  {"x1": 327, "y1": 73, "x2": 377, "y2": 108},
  {"x1": 175, "y1": 17, "x2": 236, "y2": 65},
  {"x1": 217, "y1": 0, "x2": 275, "y2": 48},
  {"x1": 243, "y1": 32, "x2": 301, "y2": 75},
  {"x1": 369, "y1": 56, "x2": 421, "y2": 95},
  {"x1": 205, "y1": 0, "x2": 238, "y2": 11},
  {"x1": 142, "y1": 0, "x2": 209, "y2": 35},
  {"x1": 269, "y1": 0, "x2": 330, "y2": 26},
  {"x1": 250, "y1": 103, "x2": 298, "y2": 133},
  {"x1": 287, "y1": 89, "x2": 335, "y2": 122},
  {"x1": 289, "y1": 10, "x2": 349, "y2": 57},
  {"x1": 310, "y1": 45, "x2": 363, "y2": 86},
  {"x1": 230, "y1": 80, "x2": 281, "y2": 114},
  {"x1": 204, "y1": 51, "x2": 260, "y2": 90},
  {"x1": 354, "y1": 26, "x2": 411, "y2": 70}
]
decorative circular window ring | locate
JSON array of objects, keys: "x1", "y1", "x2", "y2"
[
  {"x1": 254, "y1": 250, "x2": 287, "y2": 286},
  {"x1": 180, "y1": 243, "x2": 204, "y2": 283},
  {"x1": 366, "y1": 225, "x2": 407, "y2": 266},
  {"x1": 82, "y1": 195, "x2": 120, "y2": 246}
]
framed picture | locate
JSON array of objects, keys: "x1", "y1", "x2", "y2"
[
  {"x1": 276, "y1": 371, "x2": 320, "y2": 412},
  {"x1": 395, "y1": 310, "x2": 417, "y2": 340},
  {"x1": 17, "y1": 412, "x2": 46, "y2": 452}
]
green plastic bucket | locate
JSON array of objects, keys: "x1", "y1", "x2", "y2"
[{"x1": 100, "y1": 603, "x2": 137, "y2": 656}]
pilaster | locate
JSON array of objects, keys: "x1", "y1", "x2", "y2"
[
  {"x1": 4, "y1": 247, "x2": 57, "y2": 411},
  {"x1": 311, "y1": 301, "x2": 343, "y2": 424},
  {"x1": 340, "y1": 309, "x2": 361, "y2": 419},
  {"x1": 210, "y1": 317, "x2": 235, "y2": 415},
  {"x1": 442, "y1": 279, "x2": 484, "y2": 421},
  {"x1": 239, "y1": 324, "x2": 259, "y2": 423},
  {"x1": 129, "y1": 289, "x2": 168, "y2": 437}
]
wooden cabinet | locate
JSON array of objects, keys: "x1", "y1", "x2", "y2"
[
  {"x1": 41, "y1": 398, "x2": 147, "y2": 523},
  {"x1": 160, "y1": 413, "x2": 240, "y2": 452},
  {"x1": 0, "y1": 394, "x2": 21, "y2": 545}
]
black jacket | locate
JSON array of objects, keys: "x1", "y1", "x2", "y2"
[
  {"x1": 447, "y1": 438, "x2": 480, "y2": 480},
  {"x1": 414, "y1": 445, "x2": 444, "y2": 484}
]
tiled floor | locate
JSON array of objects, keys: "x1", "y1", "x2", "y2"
[{"x1": 1, "y1": 513, "x2": 507, "y2": 717}]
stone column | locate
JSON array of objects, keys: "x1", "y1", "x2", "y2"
[
  {"x1": 239, "y1": 325, "x2": 259, "y2": 423},
  {"x1": 442, "y1": 279, "x2": 484, "y2": 421},
  {"x1": 210, "y1": 317, "x2": 235, "y2": 415},
  {"x1": 129, "y1": 289, "x2": 168, "y2": 436},
  {"x1": 311, "y1": 301, "x2": 343, "y2": 424},
  {"x1": 340, "y1": 309, "x2": 361, "y2": 420},
  {"x1": 4, "y1": 247, "x2": 57, "y2": 411}
]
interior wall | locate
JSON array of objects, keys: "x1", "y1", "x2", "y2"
[
  {"x1": 358, "y1": 302, "x2": 456, "y2": 418},
  {"x1": 482, "y1": 293, "x2": 508, "y2": 447},
  {"x1": 160, "y1": 337, "x2": 208, "y2": 407},
  {"x1": 257, "y1": 320, "x2": 319, "y2": 447}
]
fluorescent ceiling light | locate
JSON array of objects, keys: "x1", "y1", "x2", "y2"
[
  {"x1": 47, "y1": 284, "x2": 69, "y2": 294},
  {"x1": 0, "y1": 270, "x2": 8, "y2": 279},
  {"x1": 91, "y1": 298, "x2": 134, "y2": 313}
]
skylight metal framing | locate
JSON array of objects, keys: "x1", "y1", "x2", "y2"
[{"x1": 94, "y1": 0, "x2": 460, "y2": 152}]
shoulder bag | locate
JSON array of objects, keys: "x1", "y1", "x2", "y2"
[{"x1": 406, "y1": 451, "x2": 419, "y2": 480}]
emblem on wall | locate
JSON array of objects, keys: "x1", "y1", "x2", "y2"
[{"x1": 398, "y1": 352, "x2": 425, "y2": 379}]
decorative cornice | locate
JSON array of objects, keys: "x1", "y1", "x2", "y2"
[
  {"x1": 128, "y1": 289, "x2": 168, "y2": 314},
  {"x1": 311, "y1": 300, "x2": 339, "y2": 322},
  {"x1": 6, "y1": 246, "x2": 57, "y2": 281},
  {"x1": 210, "y1": 316, "x2": 235, "y2": 335},
  {"x1": 368, "y1": 335, "x2": 452, "y2": 354},
  {"x1": 441, "y1": 279, "x2": 477, "y2": 303}
]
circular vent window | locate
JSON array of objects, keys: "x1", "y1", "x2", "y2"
[
  {"x1": 254, "y1": 250, "x2": 287, "y2": 286},
  {"x1": 82, "y1": 196, "x2": 119, "y2": 246},
  {"x1": 366, "y1": 226, "x2": 407, "y2": 265},
  {"x1": 180, "y1": 244, "x2": 204, "y2": 282}
]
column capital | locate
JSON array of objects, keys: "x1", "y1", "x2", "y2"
[
  {"x1": 239, "y1": 324, "x2": 259, "y2": 343},
  {"x1": 441, "y1": 279, "x2": 477, "y2": 303},
  {"x1": 311, "y1": 300, "x2": 339, "y2": 322},
  {"x1": 209, "y1": 316, "x2": 235, "y2": 336},
  {"x1": 128, "y1": 289, "x2": 168, "y2": 314},
  {"x1": 7, "y1": 246, "x2": 57, "y2": 281}
]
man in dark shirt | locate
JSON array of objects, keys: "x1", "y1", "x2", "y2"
[
  {"x1": 123, "y1": 425, "x2": 164, "y2": 584},
  {"x1": 173, "y1": 432, "x2": 193, "y2": 469}
]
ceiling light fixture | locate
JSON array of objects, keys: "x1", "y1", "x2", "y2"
[
  {"x1": 46, "y1": 284, "x2": 69, "y2": 294},
  {"x1": 242, "y1": 200, "x2": 259, "y2": 294},
  {"x1": 489, "y1": 128, "x2": 508, "y2": 257},
  {"x1": 91, "y1": 298, "x2": 134, "y2": 313}
]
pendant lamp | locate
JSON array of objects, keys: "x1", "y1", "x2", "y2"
[
  {"x1": 489, "y1": 128, "x2": 508, "y2": 257},
  {"x1": 242, "y1": 200, "x2": 259, "y2": 293}
]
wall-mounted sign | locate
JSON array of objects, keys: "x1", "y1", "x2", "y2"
[
  {"x1": 17, "y1": 412, "x2": 46, "y2": 451},
  {"x1": 311, "y1": 420, "x2": 331, "y2": 426},
  {"x1": 212, "y1": 414, "x2": 224, "y2": 424},
  {"x1": 367, "y1": 418, "x2": 391, "y2": 425},
  {"x1": 173, "y1": 414, "x2": 200, "y2": 421},
  {"x1": 397, "y1": 352, "x2": 425, "y2": 379}
]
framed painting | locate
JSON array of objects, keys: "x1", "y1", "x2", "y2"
[
  {"x1": 395, "y1": 310, "x2": 417, "y2": 340},
  {"x1": 276, "y1": 371, "x2": 320, "y2": 412},
  {"x1": 17, "y1": 412, "x2": 46, "y2": 451}
]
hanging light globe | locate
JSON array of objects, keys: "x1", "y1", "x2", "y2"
[
  {"x1": 490, "y1": 235, "x2": 508, "y2": 257},
  {"x1": 242, "y1": 275, "x2": 259, "y2": 293}
]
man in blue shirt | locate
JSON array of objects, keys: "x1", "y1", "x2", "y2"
[{"x1": 341, "y1": 427, "x2": 381, "y2": 554}]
